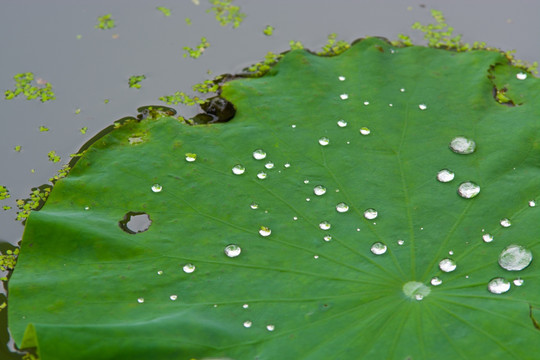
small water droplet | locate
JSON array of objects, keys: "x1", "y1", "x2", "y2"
[
  {"x1": 336, "y1": 202, "x2": 349, "y2": 213},
  {"x1": 291, "y1": 124, "x2": 296, "y2": 128},
  {"x1": 364, "y1": 208, "x2": 378, "y2": 220},
  {"x1": 323, "y1": 235, "x2": 332, "y2": 242},
  {"x1": 337, "y1": 119, "x2": 348, "y2": 127},
  {"x1": 293, "y1": 216, "x2": 298, "y2": 221},
  {"x1": 418, "y1": 104, "x2": 427, "y2": 110},
  {"x1": 84, "y1": 206, "x2": 90, "y2": 210},
  {"x1": 359, "y1": 127, "x2": 371, "y2": 135},
  {"x1": 389, "y1": 103, "x2": 393, "y2": 107},
  {"x1": 264, "y1": 162, "x2": 274, "y2": 169},
  {"x1": 319, "y1": 221, "x2": 331, "y2": 230},
  {"x1": 243, "y1": 304, "x2": 249, "y2": 309},
  {"x1": 448, "y1": 250, "x2": 454, "y2": 255},
  {"x1": 436, "y1": 169, "x2": 455, "y2": 183},
  {"x1": 516, "y1": 72, "x2": 527, "y2": 80},
  {"x1": 363, "y1": 101, "x2": 370, "y2": 106},
  {"x1": 157, "y1": 270, "x2": 163, "y2": 275},
  {"x1": 259, "y1": 226, "x2": 271, "y2": 237},
  {"x1": 400, "y1": 88, "x2": 405, "y2": 92},
  {"x1": 170, "y1": 295, "x2": 178, "y2": 301},
  {"x1": 137, "y1": 298, "x2": 144, "y2": 303},
  {"x1": 529, "y1": 200, "x2": 536, "y2": 207},
  {"x1": 431, "y1": 277, "x2": 442, "y2": 286},
  {"x1": 356, "y1": 228, "x2": 360, "y2": 232},
  {"x1": 266, "y1": 324, "x2": 275, "y2": 331},
  {"x1": 182, "y1": 263, "x2": 196, "y2": 273},
  {"x1": 402, "y1": 281, "x2": 430, "y2": 300},
  {"x1": 498, "y1": 244, "x2": 533, "y2": 271},
  {"x1": 319, "y1": 137, "x2": 330, "y2": 146},
  {"x1": 119, "y1": 212, "x2": 152, "y2": 234},
  {"x1": 257, "y1": 172, "x2": 267, "y2": 180},
  {"x1": 397, "y1": 239, "x2": 404, "y2": 246},
  {"x1": 513, "y1": 278, "x2": 524, "y2": 286},
  {"x1": 370, "y1": 242, "x2": 387, "y2": 255},
  {"x1": 253, "y1": 149, "x2": 267, "y2": 160},
  {"x1": 303, "y1": 179, "x2": 310, "y2": 184},
  {"x1": 306, "y1": 198, "x2": 311, "y2": 202},
  {"x1": 284, "y1": 163, "x2": 291, "y2": 168},
  {"x1": 232, "y1": 164, "x2": 245, "y2": 175},
  {"x1": 482, "y1": 233, "x2": 494, "y2": 243},
  {"x1": 457, "y1": 181, "x2": 480, "y2": 198},
  {"x1": 338, "y1": 76, "x2": 346, "y2": 81},
  {"x1": 151, "y1": 184, "x2": 163, "y2": 193},
  {"x1": 500, "y1": 218, "x2": 512, "y2": 228},
  {"x1": 224, "y1": 244, "x2": 242, "y2": 258},
  {"x1": 439, "y1": 258, "x2": 457, "y2": 272},
  {"x1": 243, "y1": 321, "x2": 252, "y2": 328},
  {"x1": 488, "y1": 277, "x2": 511, "y2": 294},
  {"x1": 314, "y1": 185, "x2": 327, "y2": 196},
  {"x1": 314, "y1": 255, "x2": 319, "y2": 259},
  {"x1": 250, "y1": 202, "x2": 259, "y2": 210},
  {"x1": 449, "y1": 136, "x2": 476, "y2": 154},
  {"x1": 340, "y1": 94, "x2": 348, "y2": 100},
  {"x1": 185, "y1": 153, "x2": 197, "y2": 162}
]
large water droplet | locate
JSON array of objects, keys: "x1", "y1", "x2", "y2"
[
  {"x1": 436, "y1": 169, "x2": 455, "y2": 183},
  {"x1": 319, "y1": 221, "x2": 331, "y2": 230},
  {"x1": 370, "y1": 242, "x2": 387, "y2": 255},
  {"x1": 243, "y1": 321, "x2": 252, "y2": 328},
  {"x1": 232, "y1": 164, "x2": 245, "y2": 175},
  {"x1": 257, "y1": 172, "x2": 267, "y2": 180},
  {"x1": 487, "y1": 277, "x2": 510, "y2": 294},
  {"x1": 224, "y1": 244, "x2": 242, "y2": 258},
  {"x1": 119, "y1": 212, "x2": 152, "y2": 234},
  {"x1": 340, "y1": 94, "x2": 348, "y2": 100},
  {"x1": 323, "y1": 235, "x2": 332, "y2": 242},
  {"x1": 430, "y1": 277, "x2": 442, "y2": 286},
  {"x1": 185, "y1": 153, "x2": 197, "y2": 162},
  {"x1": 359, "y1": 127, "x2": 371, "y2": 135},
  {"x1": 498, "y1": 244, "x2": 533, "y2": 271},
  {"x1": 439, "y1": 258, "x2": 457, "y2": 272},
  {"x1": 482, "y1": 233, "x2": 494, "y2": 243},
  {"x1": 253, "y1": 149, "x2": 267, "y2": 160},
  {"x1": 314, "y1": 185, "x2": 326, "y2": 196},
  {"x1": 402, "y1": 281, "x2": 431, "y2": 301},
  {"x1": 319, "y1": 137, "x2": 330, "y2": 146},
  {"x1": 259, "y1": 226, "x2": 271, "y2": 237},
  {"x1": 364, "y1": 208, "x2": 378, "y2": 220},
  {"x1": 264, "y1": 162, "x2": 274, "y2": 169},
  {"x1": 449, "y1": 136, "x2": 476, "y2": 154},
  {"x1": 151, "y1": 184, "x2": 163, "y2": 193},
  {"x1": 500, "y1": 218, "x2": 512, "y2": 228},
  {"x1": 182, "y1": 263, "x2": 196, "y2": 273},
  {"x1": 516, "y1": 72, "x2": 527, "y2": 80},
  {"x1": 336, "y1": 202, "x2": 349, "y2": 213},
  {"x1": 457, "y1": 181, "x2": 480, "y2": 198},
  {"x1": 337, "y1": 119, "x2": 348, "y2": 127}
]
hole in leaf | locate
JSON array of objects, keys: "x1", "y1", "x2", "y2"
[{"x1": 118, "y1": 212, "x2": 152, "y2": 234}]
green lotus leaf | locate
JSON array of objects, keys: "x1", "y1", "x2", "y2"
[{"x1": 9, "y1": 37, "x2": 540, "y2": 359}]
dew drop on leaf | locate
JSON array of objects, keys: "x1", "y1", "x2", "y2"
[
  {"x1": 252, "y1": 149, "x2": 267, "y2": 160},
  {"x1": 363, "y1": 101, "x2": 370, "y2": 106},
  {"x1": 314, "y1": 185, "x2": 327, "y2": 196},
  {"x1": 185, "y1": 153, "x2": 197, "y2": 162},
  {"x1": 500, "y1": 218, "x2": 512, "y2": 228},
  {"x1": 259, "y1": 226, "x2": 271, "y2": 237},
  {"x1": 397, "y1": 239, "x2": 404, "y2": 246},
  {"x1": 336, "y1": 202, "x2": 349, "y2": 213},
  {"x1": 170, "y1": 295, "x2": 178, "y2": 301},
  {"x1": 359, "y1": 127, "x2": 371, "y2": 135},
  {"x1": 529, "y1": 200, "x2": 536, "y2": 207},
  {"x1": 364, "y1": 208, "x2": 378, "y2": 220},
  {"x1": 340, "y1": 94, "x2": 348, "y2": 100},
  {"x1": 457, "y1": 181, "x2": 480, "y2": 198},
  {"x1": 232, "y1": 164, "x2": 245, "y2": 175},
  {"x1": 337, "y1": 119, "x2": 348, "y2": 127},
  {"x1": 370, "y1": 242, "x2": 387, "y2": 255},
  {"x1": 182, "y1": 264, "x2": 196, "y2": 273},
  {"x1": 224, "y1": 244, "x2": 241, "y2": 258},
  {"x1": 436, "y1": 169, "x2": 455, "y2": 183},
  {"x1": 266, "y1": 324, "x2": 275, "y2": 331},
  {"x1": 137, "y1": 298, "x2": 144, "y2": 304},
  {"x1": 513, "y1": 278, "x2": 524, "y2": 286},
  {"x1": 498, "y1": 244, "x2": 533, "y2": 271},
  {"x1": 264, "y1": 162, "x2": 274, "y2": 169},
  {"x1": 338, "y1": 76, "x2": 346, "y2": 81},
  {"x1": 449, "y1": 136, "x2": 476, "y2": 154},
  {"x1": 418, "y1": 104, "x2": 427, "y2": 110},
  {"x1": 242, "y1": 304, "x2": 249, "y2": 309},
  {"x1": 157, "y1": 270, "x2": 163, "y2": 275},
  {"x1": 250, "y1": 202, "x2": 259, "y2": 210},
  {"x1": 402, "y1": 281, "x2": 430, "y2": 300},
  {"x1": 319, "y1": 137, "x2": 330, "y2": 146},
  {"x1": 257, "y1": 172, "x2": 267, "y2": 180},
  {"x1": 439, "y1": 258, "x2": 457, "y2": 272},
  {"x1": 516, "y1": 72, "x2": 527, "y2": 80},
  {"x1": 151, "y1": 184, "x2": 162, "y2": 193},
  {"x1": 323, "y1": 235, "x2": 332, "y2": 242},
  {"x1": 400, "y1": 88, "x2": 405, "y2": 92},
  {"x1": 243, "y1": 321, "x2": 252, "y2": 328},
  {"x1": 431, "y1": 277, "x2": 442, "y2": 286},
  {"x1": 319, "y1": 221, "x2": 331, "y2": 230},
  {"x1": 119, "y1": 212, "x2": 152, "y2": 234},
  {"x1": 284, "y1": 163, "x2": 291, "y2": 168},
  {"x1": 482, "y1": 233, "x2": 494, "y2": 243},
  {"x1": 84, "y1": 206, "x2": 90, "y2": 210},
  {"x1": 487, "y1": 277, "x2": 511, "y2": 294}
]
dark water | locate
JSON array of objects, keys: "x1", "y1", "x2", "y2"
[{"x1": 0, "y1": 0, "x2": 538, "y2": 357}]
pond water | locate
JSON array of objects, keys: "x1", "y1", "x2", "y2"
[{"x1": 0, "y1": 0, "x2": 538, "y2": 357}]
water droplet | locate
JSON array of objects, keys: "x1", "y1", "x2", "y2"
[
  {"x1": 291, "y1": 124, "x2": 296, "y2": 128},
  {"x1": 319, "y1": 221, "x2": 331, "y2": 230},
  {"x1": 157, "y1": 270, "x2": 163, "y2": 275},
  {"x1": 340, "y1": 94, "x2": 348, "y2": 100},
  {"x1": 397, "y1": 239, "x2": 404, "y2": 246},
  {"x1": 449, "y1": 136, "x2": 476, "y2": 154},
  {"x1": 400, "y1": 88, "x2": 405, "y2": 92},
  {"x1": 488, "y1": 277, "x2": 511, "y2": 294},
  {"x1": 243, "y1": 304, "x2": 249, "y2": 309},
  {"x1": 319, "y1": 137, "x2": 330, "y2": 146},
  {"x1": 449, "y1": 250, "x2": 454, "y2": 255},
  {"x1": 500, "y1": 218, "x2": 512, "y2": 228},
  {"x1": 336, "y1": 202, "x2": 349, "y2": 213},
  {"x1": 418, "y1": 104, "x2": 427, "y2": 110},
  {"x1": 284, "y1": 163, "x2": 291, "y2": 168},
  {"x1": 243, "y1": 321, "x2": 252, "y2": 328},
  {"x1": 224, "y1": 244, "x2": 242, "y2": 258},
  {"x1": 183, "y1": 264, "x2": 196, "y2": 273},
  {"x1": 129, "y1": 136, "x2": 144, "y2": 145},
  {"x1": 402, "y1": 281, "x2": 430, "y2": 300},
  {"x1": 253, "y1": 149, "x2": 267, "y2": 160},
  {"x1": 370, "y1": 242, "x2": 387, "y2": 255},
  {"x1": 250, "y1": 202, "x2": 259, "y2": 210},
  {"x1": 119, "y1": 212, "x2": 152, "y2": 234},
  {"x1": 314, "y1": 185, "x2": 327, "y2": 196},
  {"x1": 513, "y1": 278, "x2": 524, "y2": 286},
  {"x1": 306, "y1": 198, "x2": 311, "y2": 202},
  {"x1": 337, "y1": 119, "x2": 348, "y2": 127},
  {"x1": 151, "y1": 184, "x2": 163, "y2": 193},
  {"x1": 323, "y1": 235, "x2": 332, "y2": 242},
  {"x1": 364, "y1": 208, "x2": 378, "y2": 220},
  {"x1": 529, "y1": 200, "x2": 536, "y2": 207},
  {"x1": 293, "y1": 216, "x2": 298, "y2": 221},
  {"x1": 257, "y1": 172, "x2": 267, "y2": 180},
  {"x1": 436, "y1": 169, "x2": 455, "y2": 183},
  {"x1": 338, "y1": 76, "x2": 346, "y2": 81},
  {"x1": 259, "y1": 226, "x2": 271, "y2": 237},
  {"x1": 84, "y1": 206, "x2": 90, "y2": 210},
  {"x1": 516, "y1": 72, "x2": 527, "y2": 80},
  {"x1": 363, "y1": 101, "x2": 370, "y2": 106},
  {"x1": 185, "y1": 153, "x2": 197, "y2": 162},
  {"x1": 232, "y1": 164, "x2": 245, "y2": 175},
  {"x1": 482, "y1": 233, "x2": 494, "y2": 243},
  {"x1": 264, "y1": 162, "x2": 274, "y2": 169},
  {"x1": 389, "y1": 103, "x2": 393, "y2": 107},
  {"x1": 266, "y1": 324, "x2": 275, "y2": 331},
  {"x1": 457, "y1": 181, "x2": 480, "y2": 198},
  {"x1": 303, "y1": 180, "x2": 310, "y2": 184},
  {"x1": 170, "y1": 295, "x2": 178, "y2": 301},
  {"x1": 359, "y1": 127, "x2": 371, "y2": 135},
  {"x1": 430, "y1": 277, "x2": 442, "y2": 286},
  {"x1": 137, "y1": 298, "x2": 144, "y2": 303},
  {"x1": 439, "y1": 258, "x2": 457, "y2": 272},
  {"x1": 314, "y1": 255, "x2": 319, "y2": 259},
  {"x1": 498, "y1": 244, "x2": 533, "y2": 271}
]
